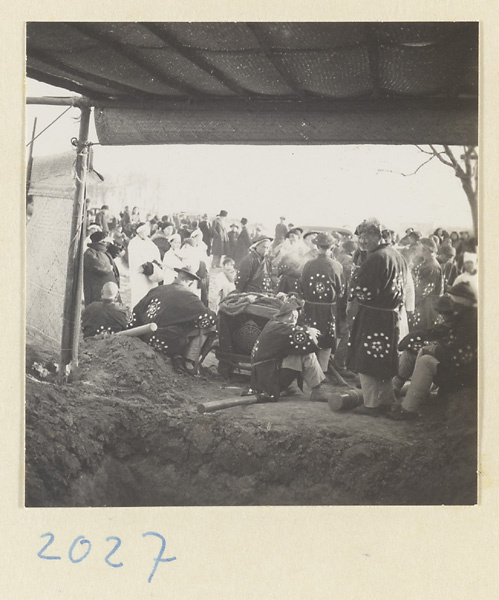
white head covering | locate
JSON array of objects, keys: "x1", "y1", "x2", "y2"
[{"x1": 463, "y1": 252, "x2": 477, "y2": 266}]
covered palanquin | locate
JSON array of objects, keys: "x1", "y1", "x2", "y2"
[{"x1": 216, "y1": 293, "x2": 283, "y2": 377}]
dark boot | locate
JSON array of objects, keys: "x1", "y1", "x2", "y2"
[{"x1": 171, "y1": 355, "x2": 187, "y2": 374}]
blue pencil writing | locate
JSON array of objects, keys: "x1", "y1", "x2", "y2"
[
  {"x1": 142, "y1": 532, "x2": 177, "y2": 583},
  {"x1": 37, "y1": 533, "x2": 61, "y2": 560},
  {"x1": 68, "y1": 536, "x2": 92, "y2": 564},
  {"x1": 105, "y1": 536, "x2": 124, "y2": 568}
]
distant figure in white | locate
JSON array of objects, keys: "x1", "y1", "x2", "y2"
[
  {"x1": 127, "y1": 222, "x2": 163, "y2": 308},
  {"x1": 162, "y1": 233, "x2": 183, "y2": 285}
]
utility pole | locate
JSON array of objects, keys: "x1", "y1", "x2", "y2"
[{"x1": 59, "y1": 105, "x2": 92, "y2": 380}]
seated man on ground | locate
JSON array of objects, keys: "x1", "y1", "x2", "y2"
[
  {"x1": 392, "y1": 294, "x2": 456, "y2": 397},
  {"x1": 250, "y1": 297, "x2": 328, "y2": 403},
  {"x1": 389, "y1": 282, "x2": 477, "y2": 420},
  {"x1": 81, "y1": 282, "x2": 129, "y2": 338},
  {"x1": 131, "y1": 266, "x2": 217, "y2": 374}
]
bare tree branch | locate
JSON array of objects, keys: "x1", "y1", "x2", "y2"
[
  {"x1": 428, "y1": 145, "x2": 454, "y2": 168},
  {"x1": 415, "y1": 145, "x2": 434, "y2": 155},
  {"x1": 377, "y1": 154, "x2": 436, "y2": 177}
]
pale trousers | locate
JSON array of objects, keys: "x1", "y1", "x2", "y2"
[
  {"x1": 399, "y1": 350, "x2": 417, "y2": 380},
  {"x1": 184, "y1": 328, "x2": 214, "y2": 362},
  {"x1": 281, "y1": 353, "x2": 325, "y2": 389},
  {"x1": 316, "y1": 348, "x2": 332, "y2": 373},
  {"x1": 393, "y1": 350, "x2": 417, "y2": 392},
  {"x1": 402, "y1": 353, "x2": 439, "y2": 413},
  {"x1": 359, "y1": 373, "x2": 396, "y2": 408}
]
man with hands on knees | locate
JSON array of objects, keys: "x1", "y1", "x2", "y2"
[{"x1": 250, "y1": 296, "x2": 329, "y2": 403}]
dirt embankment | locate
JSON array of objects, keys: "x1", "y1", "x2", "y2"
[{"x1": 25, "y1": 335, "x2": 477, "y2": 507}]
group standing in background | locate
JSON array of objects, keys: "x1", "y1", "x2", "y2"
[{"x1": 81, "y1": 201, "x2": 477, "y2": 420}]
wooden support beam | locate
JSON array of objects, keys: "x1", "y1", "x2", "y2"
[
  {"x1": 59, "y1": 106, "x2": 91, "y2": 379},
  {"x1": 26, "y1": 96, "x2": 92, "y2": 107}
]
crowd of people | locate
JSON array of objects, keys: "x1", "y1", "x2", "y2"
[{"x1": 81, "y1": 204, "x2": 478, "y2": 421}]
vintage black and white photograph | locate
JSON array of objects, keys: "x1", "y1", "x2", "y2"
[{"x1": 25, "y1": 22, "x2": 478, "y2": 507}]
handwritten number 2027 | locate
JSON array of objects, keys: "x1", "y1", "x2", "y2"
[{"x1": 37, "y1": 532, "x2": 176, "y2": 582}]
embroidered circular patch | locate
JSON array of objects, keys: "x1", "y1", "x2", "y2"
[{"x1": 146, "y1": 298, "x2": 161, "y2": 319}]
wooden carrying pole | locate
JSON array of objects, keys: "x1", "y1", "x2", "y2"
[
  {"x1": 197, "y1": 396, "x2": 258, "y2": 413},
  {"x1": 59, "y1": 106, "x2": 91, "y2": 380}
]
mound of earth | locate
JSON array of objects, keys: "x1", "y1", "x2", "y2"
[{"x1": 25, "y1": 335, "x2": 477, "y2": 507}]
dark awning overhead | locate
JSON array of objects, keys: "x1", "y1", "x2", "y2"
[{"x1": 26, "y1": 22, "x2": 478, "y2": 145}]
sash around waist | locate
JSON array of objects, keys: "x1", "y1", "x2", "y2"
[{"x1": 358, "y1": 302, "x2": 401, "y2": 313}]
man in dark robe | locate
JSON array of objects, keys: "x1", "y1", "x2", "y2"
[
  {"x1": 333, "y1": 239, "x2": 357, "y2": 371},
  {"x1": 409, "y1": 237, "x2": 444, "y2": 330},
  {"x1": 234, "y1": 217, "x2": 252, "y2": 267},
  {"x1": 273, "y1": 216, "x2": 288, "y2": 248},
  {"x1": 390, "y1": 281, "x2": 477, "y2": 419},
  {"x1": 83, "y1": 231, "x2": 120, "y2": 306},
  {"x1": 120, "y1": 206, "x2": 131, "y2": 230},
  {"x1": 300, "y1": 233, "x2": 345, "y2": 373},
  {"x1": 131, "y1": 267, "x2": 216, "y2": 374},
  {"x1": 226, "y1": 224, "x2": 239, "y2": 260},
  {"x1": 437, "y1": 244, "x2": 459, "y2": 291},
  {"x1": 199, "y1": 214, "x2": 212, "y2": 255},
  {"x1": 95, "y1": 205, "x2": 110, "y2": 235},
  {"x1": 211, "y1": 210, "x2": 229, "y2": 268},
  {"x1": 251, "y1": 297, "x2": 327, "y2": 402},
  {"x1": 347, "y1": 218, "x2": 408, "y2": 416},
  {"x1": 81, "y1": 282, "x2": 129, "y2": 338},
  {"x1": 235, "y1": 236, "x2": 273, "y2": 294}
]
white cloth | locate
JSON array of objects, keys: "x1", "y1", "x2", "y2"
[
  {"x1": 178, "y1": 244, "x2": 200, "y2": 275},
  {"x1": 162, "y1": 248, "x2": 184, "y2": 284},
  {"x1": 127, "y1": 236, "x2": 162, "y2": 308},
  {"x1": 212, "y1": 271, "x2": 235, "y2": 311}
]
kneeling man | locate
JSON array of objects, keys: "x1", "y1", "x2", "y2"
[
  {"x1": 250, "y1": 297, "x2": 328, "y2": 402},
  {"x1": 389, "y1": 282, "x2": 477, "y2": 420},
  {"x1": 132, "y1": 266, "x2": 216, "y2": 374},
  {"x1": 82, "y1": 282, "x2": 129, "y2": 338}
]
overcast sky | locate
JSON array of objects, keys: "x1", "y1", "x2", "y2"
[{"x1": 26, "y1": 78, "x2": 474, "y2": 234}]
